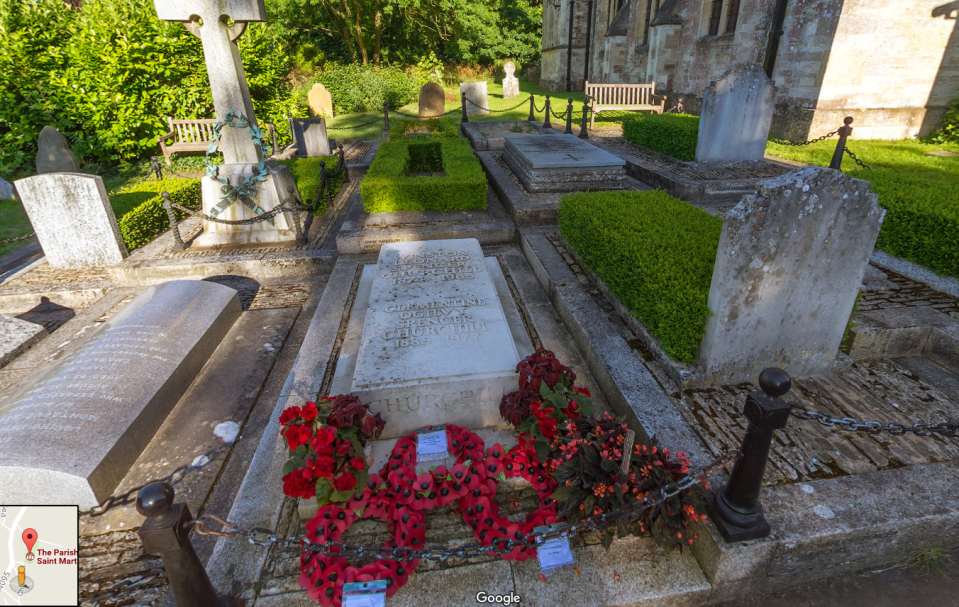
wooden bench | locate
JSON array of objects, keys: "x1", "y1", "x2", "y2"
[
  {"x1": 157, "y1": 118, "x2": 217, "y2": 165},
  {"x1": 585, "y1": 82, "x2": 666, "y2": 128}
]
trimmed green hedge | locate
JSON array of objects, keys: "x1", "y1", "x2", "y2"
[
  {"x1": 388, "y1": 118, "x2": 460, "y2": 141},
  {"x1": 360, "y1": 138, "x2": 486, "y2": 213},
  {"x1": 277, "y1": 156, "x2": 343, "y2": 213},
  {"x1": 559, "y1": 190, "x2": 722, "y2": 364},
  {"x1": 115, "y1": 178, "x2": 200, "y2": 251},
  {"x1": 622, "y1": 114, "x2": 700, "y2": 161}
]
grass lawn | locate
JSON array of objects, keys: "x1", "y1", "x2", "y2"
[
  {"x1": 766, "y1": 138, "x2": 959, "y2": 277},
  {"x1": 0, "y1": 198, "x2": 33, "y2": 258}
]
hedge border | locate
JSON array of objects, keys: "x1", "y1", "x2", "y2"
[{"x1": 621, "y1": 114, "x2": 700, "y2": 162}]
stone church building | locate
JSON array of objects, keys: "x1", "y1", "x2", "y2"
[{"x1": 539, "y1": 0, "x2": 959, "y2": 139}]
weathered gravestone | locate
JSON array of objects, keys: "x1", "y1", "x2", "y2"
[
  {"x1": 698, "y1": 166, "x2": 885, "y2": 383},
  {"x1": 0, "y1": 280, "x2": 241, "y2": 507},
  {"x1": 695, "y1": 64, "x2": 775, "y2": 163},
  {"x1": 0, "y1": 177, "x2": 15, "y2": 200},
  {"x1": 418, "y1": 82, "x2": 445, "y2": 119},
  {"x1": 460, "y1": 81, "x2": 490, "y2": 116},
  {"x1": 154, "y1": 0, "x2": 301, "y2": 247},
  {"x1": 503, "y1": 134, "x2": 627, "y2": 192},
  {"x1": 292, "y1": 117, "x2": 330, "y2": 157},
  {"x1": 14, "y1": 173, "x2": 128, "y2": 268},
  {"x1": 0, "y1": 315, "x2": 45, "y2": 369},
  {"x1": 308, "y1": 82, "x2": 334, "y2": 118},
  {"x1": 35, "y1": 126, "x2": 80, "y2": 174},
  {"x1": 502, "y1": 61, "x2": 520, "y2": 98},
  {"x1": 330, "y1": 239, "x2": 528, "y2": 439}
]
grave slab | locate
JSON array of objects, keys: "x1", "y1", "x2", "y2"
[
  {"x1": 333, "y1": 239, "x2": 525, "y2": 439},
  {"x1": 503, "y1": 135, "x2": 627, "y2": 192},
  {"x1": 0, "y1": 280, "x2": 241, "y2": 507},
  {"x1": 0, "y1": 314, "x2": 45, "y2": 369},
  {"x1": 460, "y1": 81, "x2": 490, "y2": 116}
]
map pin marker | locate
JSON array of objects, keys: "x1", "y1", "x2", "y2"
[{"x1": 23, "y1": 528, "x2": 38, "y2": 560}]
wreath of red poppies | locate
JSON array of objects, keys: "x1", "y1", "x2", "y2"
[{"x1": 298, "y1": 424, "x2": 560, "y2": 606}]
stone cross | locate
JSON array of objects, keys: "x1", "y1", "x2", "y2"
[{"x1": 154, "y1": 0, "x2": 267, "y2": 164}]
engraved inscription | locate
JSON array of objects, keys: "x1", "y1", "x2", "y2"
[
  {"x1": 367, "y1": 384, "x2": 509, "y2": 415},
  {"x1": 381, "y1": 250, "x2": 480, "y2": 285},
  {"x1": 382, "y1": 298, "x2": 491, "y2": 349}
]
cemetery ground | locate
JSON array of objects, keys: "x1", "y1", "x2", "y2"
[{"x1": 2, "y1": 91, "x2": 959, "y2": 607}]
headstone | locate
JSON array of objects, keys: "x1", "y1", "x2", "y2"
[
  {"x1": 0, "y1": 315, "x2": 45, "y2": 369},
  {"x1": 0, "y1": 177, "x2": 14, "y2": 200},
  {"x1": 503, "y1": 134, "x2": 627, "y2": 192},
  {"x1": 418, "y1": 82, "x2": 446, "y2": 119},
  {"x1": 154, "y1": 0, "x2": 301, "y2": 247},
  {"x1": 292, "y1": 117, "x2": 330, "y2": 157},
  {"x1": 460, "y1": 81, "x2": 490, "y2": 116},
  {"x1": 13, "y1": 173, "x2": 128, "y2": 268},
  {"x1": 699, "y1": 166, "x2": 885, "y2": 383},
  {"x1": 502, "y1": 61, "x2": 520, "y2": 98},
  {"x1": 35, "y1": 127, "x2": 80, "y2": 174},
  {"x1": 0, "y1": 280, "x2": 241, "y2": 507},
  {"x1": 308, "y1": 83, "x2": 334, "y2": 118},
  {"x1": 694, "y1": 64, "x2": 775, "y2": 163},
  {"x1": 336, "y1": 239, "x2": 523, "y2": 439}
]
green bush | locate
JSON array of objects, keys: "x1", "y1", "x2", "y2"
[
  {"x1": 277, "y1": 156, "x2": 344, "y2": 213},
  {"x1": 115, "y1": 178, "x2": 200, "y2": 251},
  {"x1": 559, "y1": 190, "x2": 722, "y2": 364},
  {"x1": 303, "y1": 63, "x2": 418, "y2": 115},
  {"x1": 622, "y1": 114, "x2": 700, "y2": 161},
  {"x1": 388, "y1": 117, "x2": 460, "y2": 141},
  {"x1": 360, "y1": 138, "x2": 486, "y2": 213}
]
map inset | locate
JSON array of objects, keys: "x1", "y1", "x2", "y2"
[{"x1": 0, "y1": 506, "x2": 78, "y2": 606}]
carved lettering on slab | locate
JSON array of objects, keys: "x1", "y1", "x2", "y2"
[
  {"x1": 380, "y1": 250, "x2": 480, "y2": 285},
  {"x1": 367, "y1": 384, "x2": 509, "y2": 415}
]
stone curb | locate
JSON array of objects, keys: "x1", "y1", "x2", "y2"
[{"x1": 478, "y1": 151, "x2": 557, "y2": 227}]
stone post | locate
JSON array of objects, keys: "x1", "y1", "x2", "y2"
[
  {"x1": 338, "y1": 144, "x2": 350, "y2": 182},
  {"x1": 269, "y1": 120, "x2": 278, "y2": 156},
  {"x1": 461, "y1": 91, "x2": 469, "y2": 123},
  {"x1": 564, "y1": 99, "x2": 574, "y2": 135},
  {"x1": 161, "y1": 192, "x2": 185, "y2": 252},
  {"x1": 829, "y1": 117, "x2": 854, "y2": 171},
  {"x1": 543, "y1": 96, "x2": 552, "y2": 129},
  {"x1": 579, "y1": 102, "x2": 590, "y2": 139},
  {"x1": 383, "y1": 102, "x2": 390, "y2": 131}
]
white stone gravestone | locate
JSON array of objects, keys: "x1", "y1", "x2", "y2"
[
  {"x1": 460, "y1": 81, "x2": 490, "y2": 116},
  {"x1": 694, "y1": 64, "x2": 775, "y2": 163},
  {"x1": 502, "y1": 61, "x2": 520, "y2": 98},
  {"x1": 14, "y1": 173, "x2": 128, "y2": 268},
  {"x1": 331, "y1": 239, "x2": 530, "y2": 439},
  {"x1": 154, "y1": 0, "x2": 301, "y2": 247},
  {"x1": 308, "y1": 83, "x2": 334, "y2": 118},
  {"x1": 698, "y1": 166, "x2": 885, "y2": 383},
  {"x1": 0, "y1": 280, "x2": 241, "y2": 507}
]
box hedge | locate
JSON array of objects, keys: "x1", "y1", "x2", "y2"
[
  {"x1": 360, "y1": 138, "x2": 486, "y2": 213},
  {"x1": 559, "y1": 189, "x2": 722, "y2": 364},
  {"x1": 277, "y1": 155, "x2": 343, "y2": 213},
  {"x1": 115, "y1": 178, "x2": 200, "y2": 251},
  {"x1": 622, "y1": 114, "x2": 700, "y2": 162}
]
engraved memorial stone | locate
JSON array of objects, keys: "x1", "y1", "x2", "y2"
[
  {"x1": 418, "y1": 82, "x2": 445, "y2": 119},
  {"x1": 502, "y1": 61, "x2": 520, "y2": 98},
  {"x1": 0, "y1": 280, "x2": 241, "y2": 507},
  {"x1": 35, "y1": 127, "x2": 80, "y2": 174},
  {"x1": 503, "y1": 134, "x2": 627, "y2": 192},
  {"x1": 293, "y1": 117, "x2": 330, "y2": 157},
  {"x1": 460, "y1": 81, "x2": 490, "y2": 116},
  {"x1": 308, "y1": 82, "x2": 334, "y2": 118},
  {"x1": 695, "y1": 64, "x2": 775, "y2": 163},
  {"x1": 13, "y1": 173, "x2": 128, "y2": 268}
]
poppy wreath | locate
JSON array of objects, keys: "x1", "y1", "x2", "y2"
[{"x1": 298, "y1": 424, "x2": 560, "y2": 606}]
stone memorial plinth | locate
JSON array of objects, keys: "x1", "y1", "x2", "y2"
[
  {"x1": 503, "y1": 134, "x2": 627, "y2": 192},
  {"x1": 695, "y1": 64, "x2": 775, "y2": 163},
  {"x1": 699, "y1": 166, "x2": 885, "y2": 383},
  {"x1": 460, "y1": 81, "x2": 490, "y2": 116},
  {"x1": 14, "y1": 173, "x2": 128, "y2": 268},
  {"x1": 293, "y1": 117, "x2": 330, "y2": 157},
  {"x1": 419, "y1": 82, "x2": 445, "y2": 118},
  {"x1": 308, "y1": 82, "x2": 334, "y2": 118},
  {"x1": 332, "y1": 239, "x2": 527, "y2": 439},
  {"x1": 0, "y1": 280, "x2": 241, "y2": 507},
  {"x1": 502, "y1": 61, "x2": 520, "y2": 98}
]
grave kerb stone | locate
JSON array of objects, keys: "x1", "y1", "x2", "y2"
[
  {"x1": 694, "y1": 63, "x2": 775, "y2": 164},
  {"x1": 0, "y1": 280, "x2": 241, "y2": 507},
  {"x1": 0, "y1": 315, "x2": 45, "y2": 369},
  {"x1": 502, "y1": 134, "x2": 627, "y2": 192}
]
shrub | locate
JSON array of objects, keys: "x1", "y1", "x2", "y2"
[
  {"x1": 360, "y1": 138, "x2": 486, "y2": 213},
  {"x1": 622, "y1": 113, "x2": 700, "y2": 162},
  {"x1": 303, "y1": 63, "x2": 418, "y2": 115},
  {"x1": 115, "y1": 178, "x2": 200, "y2": 250},
  {"x1": 276, "y1": 156, "x2": 344, "y2": 213},
  {"x1": 559, "y1": 190, "x2": 722, "y2": 364},
  {"x1": 388, "y1": 117, "x2": 460, "y2": 141}
]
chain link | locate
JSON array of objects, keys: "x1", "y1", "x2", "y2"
[
  {"x1": 0, "y1": 233, "x2": 34, "y2": 245},
  {"x1": 388, "y1": 108, "x2": 421, "y2": 119},
  {"x1": 465, "y1": 96, "x2": 533, "y2": 114},
  {"x1": 550, "y1": 106, "x2": 570, "y2": 121},
  {"x1": 769, "y1": 129, "x2": 840, "y2": 147},
  {"x1": 193, "y1": 451, "x2": 737, "y2": 560},
  {"x1": 328, "y1": 117, "x2": 384, "y2": 131},
  {"x1": 82, "y1": 574, "x2": 164, "y2": 604},
  {"x1": 789, "y1": 406, "x2": 958, "y2": 437},
  {"x1": 171, "y1": 202, "x2": 292, "y2": 225},
  {"x1": 843, "y1": 147, "x2": 873, "y2": 171}
]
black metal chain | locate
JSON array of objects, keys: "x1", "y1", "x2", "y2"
[
  {"x1": 550, "y1": 106, "x2": 570, "y2": 121},
  {"x1": 465, "y1": 96, "x2": 533, "y2": 114},
  {"x1": 789, "y1": 406, "x2": 958, "y2": 437},
  {"x1": 193, "y1": 451, "x2": 737, "y2": 560},
  {"x1": 388, "y1": 108, "x2": 421, "y2": 119},
  {"x1": 0, "y1": 233, "x2": 34, "y2": 245},
  {"x1": 843, "y1": 147, "x2": 873, "y2": 171},
  {"x1": 82, "y1": 574, "x2": 164, "y2": 605},
  {"x1": 171, "y1": 201, "x2": 292, "y2": 225},
  {"x1": 327, "y1": 117, "x2": 384, "y2": 131},
  {"x1": 769, "y1": 129, "x2": 840, "y2": 147}
]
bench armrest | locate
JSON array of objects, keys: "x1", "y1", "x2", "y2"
[
  {"x1": 651, "y1": 94, "x2": 667, "y2": 102},
  {"x1": 157, "y1": 130, "x2": 176, "y2": 145}
]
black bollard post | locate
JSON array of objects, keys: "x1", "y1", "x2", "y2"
[
  {"x1": 579, "y1": 102, "x2": 591, "y2": 139},
  {"x1": 137, "y1": 482, "x2": 227, "y2": 606},
  {"x1": 710, "y1": 368, "x2": 793, "y2": 542},
  {"x1": 829, "y1": 117, "x2": 854, "y2": 171},
  {"x1": 338, "y1": 144, "x2": 350, "y2": 182},
  {"x1": 564, "y1": 99, "x2": 574, "y2": 135},
  {"x1": 528, "y1": 95, "x2": 536, "y2": 122},
  {"x1": 316, "y1": 161, "x2": 333, "y2": 209},
  {"x1": 151, "y1": 156, "x2": 163, "y2": 180},
  {"x1": 543, "y1": 95, "x2": 552, "y2": 129},
  {"x1": 382, "y1": 101, "x2": 390, "y2": 132},
  {"x1": 461, "y1": 91, "x2": 469, "y2": 123},
  {"x1": 287, "y1": 113, "x2": 295, "y2": 146},
  {"x1": 285, "y1": 187, "x2": 304, "y2": 243},
  {"x1": 161, "y1": 192, "x2": 185, "y2": 252},
  {"x1": 269, "y1": 120, "x2": 278, "y2": 156}
]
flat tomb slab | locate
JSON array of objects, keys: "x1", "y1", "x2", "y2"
[
  {"x1": 334, "y1": 239, "x2": 531, "y2": 439},
  {"x1": 503, "y1": 134, "x2": 627, "y2": 192},
  {"x1": 0, "y1": 280, "x2": 241, "y2": 508}
]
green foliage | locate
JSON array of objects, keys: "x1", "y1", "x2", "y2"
[
  {"x1": 292, "y1": 43, "x2": 326, "y2": 76},
  {"x1": 411, "y1": 51, "x2": 444, "y2": 86},
  {"x1": 766, "y1": 138, "x2": 959, "y2": 277},
  {"x1": 115, "y1": 178, "x2": 200, "y2": 251},
  {"x1": 559, "y1": 190, "x2": 722, "y2": 364},
  {"x1": 622, "y1": 113, "x2": 700, "y2": 161},
  {"x1": 924, "y1": 93, "x2": 959, "y2": 144},
  {"x1": 388, "y1": 117, "x2": 460, "y2": 141},
  {"x1": 360, "y1": 138, "x2": 486, "y2": 213},
  {"x1": 276, "y1": 156, "x2": 344, "y2": 213},
  {"x1": 303, "y1": 63, "x2": 418, "y2": 115}
]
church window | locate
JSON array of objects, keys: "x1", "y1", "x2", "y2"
[
  {"x1": 725, "y1": 0, "x2": 740, "y2": 33},
  {"x1": 707, "y1": 0, "x2": 724, "y2": 36},
  {"x1": 642, "y1": 0, "x2": 661, "y2": 44}
]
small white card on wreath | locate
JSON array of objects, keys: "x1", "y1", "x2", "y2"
[
  {"x1": 416, "y1": 427, "x2": 448, "y2": 462},
  {"x1": 342, "y1": 580, "x2": 387, "y2": 607},
  {"x1": 536, "y1": 535, "x2": 575, "y2": 572}
]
